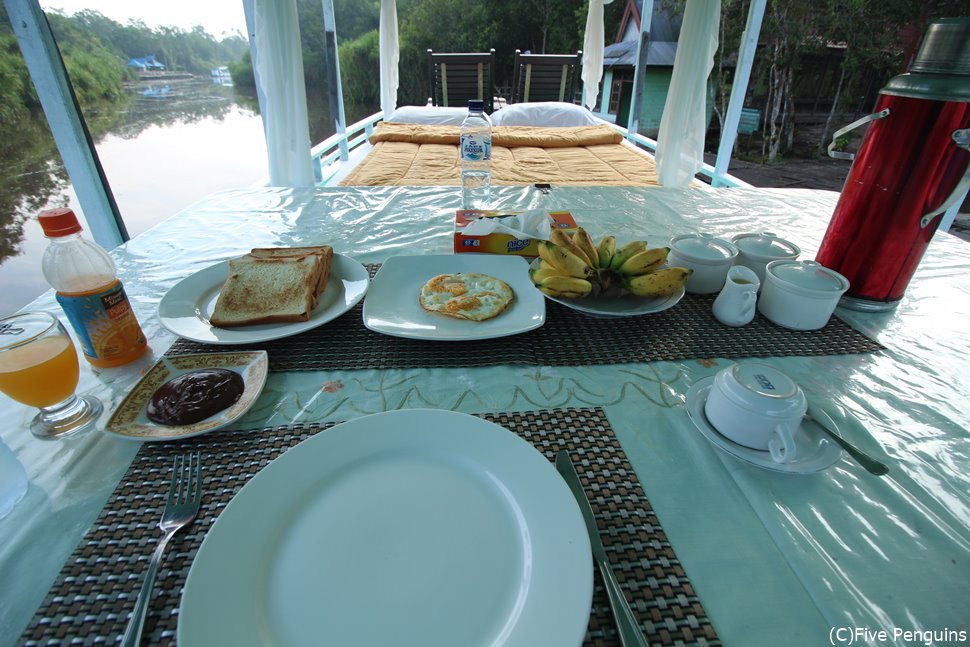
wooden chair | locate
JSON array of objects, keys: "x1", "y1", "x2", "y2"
[
  {"x1": 427, "y1": 49, "x2": 496, "y2": 113},
  {"x1": 511, "y1": 50, "x2": 582, "y2": 104}
]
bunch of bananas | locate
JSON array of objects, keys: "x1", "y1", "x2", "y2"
[{"x1": 530, "y1": 226, "x2": 692, "y2": 299}]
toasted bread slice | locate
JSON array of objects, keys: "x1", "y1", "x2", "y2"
[
  {"x1": 210, "y1": 255, "x2": 319, "y2": 327},
  {"x1": 250, "y1": 246, "x2": 333, "y2": 305}
]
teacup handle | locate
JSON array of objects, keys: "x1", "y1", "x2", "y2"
[{"x1": 768, "y1": 422, "x2": 799, "y2": 464}]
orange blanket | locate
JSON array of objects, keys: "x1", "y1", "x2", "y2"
[{"x1": 338, "y1": 123, "x2": 659, "y2": 187}]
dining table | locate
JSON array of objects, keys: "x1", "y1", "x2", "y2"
[{"x1": 1, "y1": 183, "x2": 968, "y2": 647}]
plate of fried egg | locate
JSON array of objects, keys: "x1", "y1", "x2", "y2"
[{"x1": 363, "y1": 254, "x2": 545, "y2": 340}]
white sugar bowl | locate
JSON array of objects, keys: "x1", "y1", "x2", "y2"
[
  {"x1": 758, "y1": 260, "x2": 850, "y2": 330},
  {"x1": 667, "y1": 234, "x2": 739, "y2": 294},
  {"x1": 704, "y1": 363, "x2": 807, "y2": 463},
  {"x1": 731, "y1": 232, "x2": 801, "y2": 284}
]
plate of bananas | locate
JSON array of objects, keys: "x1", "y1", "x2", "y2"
[{"x1": 530, "y1": 227, "x2": 691, "y2": 318}]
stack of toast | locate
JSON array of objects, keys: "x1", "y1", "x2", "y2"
[{"x1": 210, "y1": 246, "x2": 333, "y2": 327}]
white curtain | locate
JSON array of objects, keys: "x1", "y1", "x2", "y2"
[
  {"x1": 379, "y1": 0, "x2": 399, "y2": 117},
  {"x1": 581, "y1": 0, "x2": 615, "y2": 111},
  {"x1": 252, "y1": 0, "x2": 314, "y2": 186},
  {"x1": 654, "y1": 0, "x2": 721, "y2": 187}
]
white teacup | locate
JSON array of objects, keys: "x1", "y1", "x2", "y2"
[{"x1": 704, "y1": 363, "x2": 807, "y2": 463}]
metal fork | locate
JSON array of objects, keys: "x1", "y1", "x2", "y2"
[{"x1": 121, "y1": 452, "x2": 202, "y2": 647}]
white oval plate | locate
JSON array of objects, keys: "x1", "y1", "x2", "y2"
[
  {"x1": 363, "y1": 254, "x2": 545, "y2": 340},
  {"x1": 529, "y1": 259, "x2": 685, "y2": 318},
  {"x1": 158, "y1": 254, "x2": 369, "y2": 344},
  {"x1": 686, "y1": 376, "x2": 843, "y2": 474},
  {"x1": 178, "y1": 409, "x2": 593, "y2": 647},
  {"x1": 104, "y1": 351, "x2": 268, "y2": 441}
]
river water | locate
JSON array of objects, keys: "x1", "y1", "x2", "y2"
[{"x1": 0, "y1": 78, "x2": 277, "y2": 317}]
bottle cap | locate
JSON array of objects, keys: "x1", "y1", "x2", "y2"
[
  {"x1": 38, "y1": 208, "x2": 83, "y2": 237},
  {"x1": 467, "y1": 99, "x2": 485, "y2": 112}
]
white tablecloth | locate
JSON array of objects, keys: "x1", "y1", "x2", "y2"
[{"x1": 1, "y1": 185, "x2": 968, "y2": 646}]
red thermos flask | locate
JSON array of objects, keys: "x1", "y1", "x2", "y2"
[{"x1": 816, "y1": 18, "x2": 970, "y2": 312}]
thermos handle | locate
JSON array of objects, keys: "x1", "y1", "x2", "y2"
[
  {"x1": 920, "y1": 128, "x2": 970, "y2": 228},
  {"x1": 827, "y1": 109, "x2": 891, "y2": 161}
]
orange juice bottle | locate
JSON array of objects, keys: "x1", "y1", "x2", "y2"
[{"x1": 38, "y1": 208, "x2": 148, "y2": 368}]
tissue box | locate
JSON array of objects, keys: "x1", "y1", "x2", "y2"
[{"x1": 453, "y1": 210, "x2": 577, "y2": 257}]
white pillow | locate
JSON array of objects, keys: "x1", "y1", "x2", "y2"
[
  {"x1": 490, "y1": 102, "x2": 603, "y2": 127},
  {"x1": 384, "y1": 105, "x2": 469, "y2": 126}
]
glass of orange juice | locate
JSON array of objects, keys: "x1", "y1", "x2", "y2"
[{"x1": 0, "y1": 312, "x2": 103, "y2": 439}]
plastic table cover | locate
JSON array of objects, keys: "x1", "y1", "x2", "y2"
[{"x1": 1, "y1": 185, "x2": 967, "y2": 646}]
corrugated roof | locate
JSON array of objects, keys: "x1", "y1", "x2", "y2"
[
  {"x1": 604, "y1": 40, "x2": 677, "y2": 67},
  {"x1": 609, "y1": 1, "x2": 682, "y2": 68}
]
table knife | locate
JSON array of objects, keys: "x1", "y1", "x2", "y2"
[{"x1": 555, "y1": 451, "x2": 649, "y2": 647}]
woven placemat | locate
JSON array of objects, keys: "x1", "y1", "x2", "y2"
[
  {"x1": 165, "y1": 264, "x2": 883, "y2": 371},
  {"x1": 21, "y1": 408, "x2": 719, "y2": 647}
]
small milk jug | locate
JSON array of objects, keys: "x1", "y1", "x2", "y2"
[{"x1": 712, "y1": 265, "x2": 760, "y2": 327}]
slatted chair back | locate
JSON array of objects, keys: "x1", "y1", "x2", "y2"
[
  {"x1": 427, "y1": 49, "x2": 496, "y2": 113},
  {"x1": 511, "y1": 50, "x2": 583, "y2": 104}
]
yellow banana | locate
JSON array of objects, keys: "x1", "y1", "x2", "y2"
[
  {"x1": 624, "y1": 267, "x2": 692, "y2": 297},
  {"x1": 539, "y1": 275, "x2": 593, "y2": 296},
  {"x1": 596, "y1": 235, "x2": 616, "y2": 269},
  {"x1": 618, "y1": 247, "x2": 670, "y2": 276},
  {"x1": 539, "y1": 286, "x2": 592, "y2": 299},
  {"x1": 609, "y1": 240, "x2": 648, "y2": 271},
  {"x1": 529, "y1": 265, "x2": 565, "y2": 284},
  {"x1": 537, "y1": 241, "x2": 592, "y2": 278},
  {"x1": 551, "y1": 228, "x2": 596, "y2": 267},
  {"x1": 571, "y1": 227, "x2": 600, "y2": 269}
]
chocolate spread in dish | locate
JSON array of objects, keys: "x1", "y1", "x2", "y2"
[{"x1": 147, "y1": 368, "x2": 245, "y2": 426}]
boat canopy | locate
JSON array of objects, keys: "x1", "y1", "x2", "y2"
[
  {"x1": 240, "y1": 0, "x2": 764, "y2": 189},
  {"x1": 9, "y1": 0, "x2": 768, "y2": 248}
]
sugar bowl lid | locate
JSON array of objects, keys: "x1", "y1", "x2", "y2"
[
  {"x1": 732, "y1": 232, "x2": 800, "y2": 261},
  {"x1": 669, "y1": 233, "x2": 738, "y2": 262},
  {"x1": 766, "y1": 260, "x2": 850, "y2": 294}
]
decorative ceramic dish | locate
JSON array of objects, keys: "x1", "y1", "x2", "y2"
[{"x1": 105, "y1": 351, "x2": 269, "y2": 441}]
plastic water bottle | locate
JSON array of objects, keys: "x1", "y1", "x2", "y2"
[
  {"x1": 460, "y1": 99, "x2": 492, "y2": 209},
  {"x1": 0, "y1": 439, "x2": 27, "y2": 520},
  {"x1": 38, "y1": 208, "x2": 148, "y2": 368}
]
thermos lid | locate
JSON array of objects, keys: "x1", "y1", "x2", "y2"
[
  {"x1": 910, "y1": 18, "x2": 970, "y2": 76},
  {"x1": 883, "y1": 18, "x2": 970, "y2": 102}
]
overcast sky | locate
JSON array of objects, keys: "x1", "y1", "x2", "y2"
[{"x1": 41, "y1": 0, "x2": 248, "y2": 38}]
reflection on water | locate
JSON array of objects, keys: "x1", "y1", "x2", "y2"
[{"x1": 0, "y1": 78, "x2": 271, "y2": 317}]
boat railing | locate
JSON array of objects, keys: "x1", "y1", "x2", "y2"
[
  {"x1": 311, "y1": 112, "x2": 385, "y2": 185},
  {"x1": 606, "y1": 124, "x2": 752, "y2": 189}
]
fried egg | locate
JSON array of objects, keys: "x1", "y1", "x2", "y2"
[{"x1": 419, "y1": 273, "x2": 515, "y2": 322}]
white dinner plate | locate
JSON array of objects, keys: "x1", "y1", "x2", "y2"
[
  {"x1": 158, "y1": 254, "x2": 369, "y2": 344},
  {"x1": 178, "y1": 409, "x2": 593, "y2": 647},
  {"x1": 363, "y1": 254, "x2": 545, "y2": 340},
  {"x1": 105, "y1": 351, "x2": 268, "y2": 441},
  {"x1": 529, "y1": 258, "x2": 685, "y2": 318},
  {"x1": 686, "y1": 377, "x2": 843, "y2": 474}
]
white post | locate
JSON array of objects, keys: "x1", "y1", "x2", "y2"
[
  {"x1": 5, "y1": 0, "x2": 127, "y2": 248},
  {"x1": 712, "y1": 0, "x2": 766, "y2": 187},
  {"x1": 322, "y1": 0, "x2": 349, "y2": 161},
  {"x1": 627, "y1": 0, "x2": 654, "y2": 134},
  {"x1": 938, "y1": 192, "x2": 969, "y2": 233}
]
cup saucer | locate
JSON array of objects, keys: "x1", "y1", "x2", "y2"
[{"x1": 686, "y1": 376, "x2": 843, "y2": 474}]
